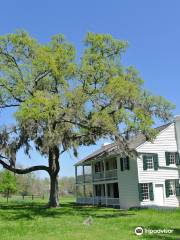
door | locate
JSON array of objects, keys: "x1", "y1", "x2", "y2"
[
  {"x1": 113, "y1": 183, "x2": 119, "y2": 198},
  {"x1": 95, "y1": 185, "x2": 101, "y2": 196},
  {"x1": 154, "y1": 184, "x2": 164, "y2": 206}
]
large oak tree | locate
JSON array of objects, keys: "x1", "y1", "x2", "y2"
[{"x1": 0, "y1": 31, "x2": 174, "y2": 207}]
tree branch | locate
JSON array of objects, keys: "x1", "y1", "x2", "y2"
[
  {"x1": 0, "y1": 103, "x2": 20, "y2": 109},
  {"x1": 0, "y1": 158, "x2": 49, "y2": 174},
  {"x1": 0, "y1": 48, "x2": 24, "y2": 81},
  {"x1": 0, "y1": 83, "x2": 24, "y2": 103},
  {"x1": 34, "y1": 71, "x2": 51, "y2": 86}
]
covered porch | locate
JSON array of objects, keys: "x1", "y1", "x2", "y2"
[{"x1": 76, "y1": 182, "x2": 120, "y2": 208}]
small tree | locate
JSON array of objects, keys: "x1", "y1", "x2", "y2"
[{"x1": 0, "y1": 171, "x2": 17, "y2": 202}]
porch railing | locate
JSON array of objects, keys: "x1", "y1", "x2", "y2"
[
  {"x1": 77, "y1": 197, "x2": 120, "y2": 207},
  {"x1": 84, "y1": 174, "x2": 92, "y2": 183},
  {"x1": 93, "y1": 169, "x2": 118, "y2": 181},
  {"x1": 77, "y1": 197, "x2": 94, "y2": 204},
  {"x1": 106, "y1": 197, "x2": 120, "y2": 206},
  {"x1": 76, "y1": 169, "x2": 118, "y2": 183},
  {"x1": 105, "y1": 169, "x2": 118, "y2": 180},
  {"x1": 76, "y1": 174, "x2": 92, "y2": 183}
]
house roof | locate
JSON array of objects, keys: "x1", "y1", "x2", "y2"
[{"x1": 75, "y1": 122, "x2": 172, "y2": 166}]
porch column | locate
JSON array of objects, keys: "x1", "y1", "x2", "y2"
[
  {"x1": 103, "y1": 160, "x2": 107, "y2": 206},
  {"x1": 75, "y1": 166, "x2": 77, "y2": 183},
  {"x1": 91, "y1": 162, "x2": 95, "y2": 205},
  {"x1": 82, "y1": 165, "x2": 85, "y2": 183},
  {"x1": 116, "y1": 156, "x2": 121, "y2": 208},
  {"x1": 82, "y1": 165, "x2": 86, "y2": 197},
  {"x1": 103, "y1": 160, "x2": 106, "y2": 180},
  {"x1": 92, "y1": 184, "x2": 95, "y2": 206},
  {"x1": 105, "y1": 183, "x2": 108, "y2": 207},
  {"x1": 75, "y1": 166, "x2": 78, "y2": 201}
]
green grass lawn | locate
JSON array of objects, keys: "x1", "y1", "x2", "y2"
[{"x1": 0, "y1": 196, "x2": 179, "y2": 240}]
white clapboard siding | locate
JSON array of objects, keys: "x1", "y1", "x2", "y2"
[
  {"x1": 117, "y1": 157, "x2": 139, "y2": 209},
  {"x1": 136, "y1": 123, "x2": 180, "y2": 207}
]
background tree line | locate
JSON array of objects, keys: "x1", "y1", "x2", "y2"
[{"x1": 0, "y1": 170, "x2": 75, "y2": 201}]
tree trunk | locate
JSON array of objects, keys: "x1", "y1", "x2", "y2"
[
  {"x1": 7, "y1": 189, "x2": 9, "y2": 203},
  {"x1": 48, "y1": 146, "x2": 60, "y2": 208},
  {"x1": 48, "y1": 174, "x2": 59, "y2": 207}
]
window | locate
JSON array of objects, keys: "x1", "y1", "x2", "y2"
[
  {"x1": 95, "y1": 162, "x2": 102, "y2": 172},
  {"x1": 107, "y1": 184, "x2": 111, "y2": 197},
  {"x1": 169, "y1": 153, "x2": 176, "y2": 165},
  {"x1": 146, "y1": 156, "x2": 154, "y2": 169},
  {"x1": 105, "y1": 158, "x2": 117, "y2": 171},
  {"x1": 124, "y1": 157, "x2": 129, "y2": 170},
  {"x1": 169, "y1": 180, "x2": 176, "y2": 196},
  {"x1": 106, "y1": 161, "x2": 109, "y2": 171},
  {"x1": 120, "y1": 157, "x2": 130, "y2": 171},
  {"x1": 143, "y1": 154, "x2": 159, "y2": 171},
  {"x1": 165, "y1": 152, "x2": 180, "y2": 166},
  {"x1": 95, "y1": 185, "x2": 101, "y2": 196},
  {"x1": 139, "y1": 183, "x2": 154, "y2": 201},
  {"x1": 165, "y1": 179, "x2": 180, "y2": 197},
  {"x1": 112, "y1": 158, "x2": 117, "y2": 169},
  {"x1": 141, "y1": 183, "x2": 149, "y2": 200}
]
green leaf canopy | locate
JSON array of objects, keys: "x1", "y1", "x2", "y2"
[{"x1": 0, "y1": 31, "x2": 175, "y2": 160}]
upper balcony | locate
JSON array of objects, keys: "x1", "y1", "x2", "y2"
[
  {"x1": 76, "y1": 169, "x2": 118, "y2": 184},
  {"x1": 75, "y1": 157, "x2": 118, "y2": 184}
]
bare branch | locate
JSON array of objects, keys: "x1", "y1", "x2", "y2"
[
  {"x1": 34, "y1": 71, "x2": 51, "y2": 86},
  {"x1": 0, "y1": 104, "x2": 20, "y2": 109},
  {"x1": 0, "y1": 157, "x2": 49, "y2": 174}
]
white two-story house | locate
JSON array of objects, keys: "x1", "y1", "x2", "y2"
[{"x1": 74, "y1": 116, "x2": 180, "y2": 209}]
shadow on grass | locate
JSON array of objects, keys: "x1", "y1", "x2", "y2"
[{"x1": 0, "y1": 200, "x2": 135, "y2": 221}]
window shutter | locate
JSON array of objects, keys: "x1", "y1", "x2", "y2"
[
  {"x1": 165, "y1": 152, "x2": 170, "y2": 166},
  {"x1": 153, "y1": 154, "x2": 159, "y2": 170},
  {"x1": 149, "y1": 183, "x2": 154, "y2": 201},
  {"x1": 165, "y1": 180, "x2": 170, "y2": 197},
  {"x1": 120, "y1": 158, "x2": 124, "y2": 171},
  {"x1": 113, "y1": 159, "x2": 117, "y2": 169},
  {"x1": 138, "y1": 183, "x2": 143, "y2": 201},
  {"x1": 126, "y1": 156, "x2": 130, "y2": 170},
  {"x1": 175, "y1": 179, "x2": 180, "y2": 196},
  {"x1": 175, "y1": 152, "x2": 180, "y2": 165},
  {"x1": 143, "y1": 155, "x2": 148, "y2": 170}
]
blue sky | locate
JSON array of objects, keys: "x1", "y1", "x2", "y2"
[{"x1": 0, "y1": 0, "x2": 180, "y2": 177}]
